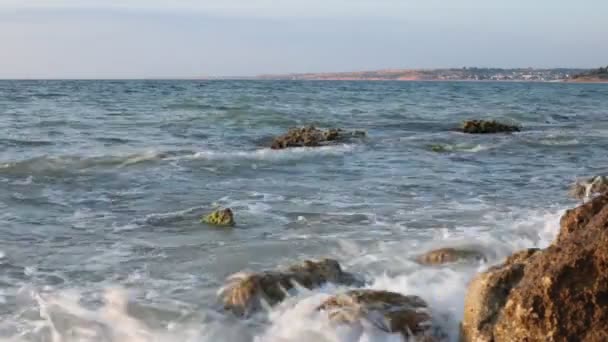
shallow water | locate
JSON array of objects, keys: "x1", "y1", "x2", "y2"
[{"x1": 0, "y1": 80, "x2": 607, "y2": 341}]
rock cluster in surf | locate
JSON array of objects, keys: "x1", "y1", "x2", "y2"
[
  {"x1": 218, "y1": 258, "x2": 362, "y2": 316},
  {"x1": 201, "y1": 208, "x2": 235, "y2": 226},
  {"x1": 318, "y1": 289, "x2": 440, "y2": 341},
  {"x1": 460, "y1": 120, "x2": 520, "y2": 134},
  {"x1": 461, "y1": 194, "x2": 608, "y2": 341},
  {"x1": 270, "y1": 126, "x2": 366, "y2": 149}
]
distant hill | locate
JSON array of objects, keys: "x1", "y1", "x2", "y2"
[
  {"x1": 256, "y1": 68, "x2": 586, "y2": 82},
  {"x1": 568, "y1": 66, "x2": 608, "y2": 83}
]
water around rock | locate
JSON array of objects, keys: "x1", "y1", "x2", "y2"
[{"x1": 568, "y1": 175, "x2": 608, "y2": 201}]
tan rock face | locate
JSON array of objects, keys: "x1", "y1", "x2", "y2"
[
  {"x1": 318, "y1": 289, "x2": 439, "y2": 341},
  {"x1": 270, "y1": 126, "x2": 365, "y2": 149},
  {"x1": 415, "y1": 247, "x2": 487, "y2": 265},
  {"x1": 461, "y1": 194, "x2": 608, "y2": 342},
  {"x1": 219, "y1": 259, "x2": 362, "y2": 316}
]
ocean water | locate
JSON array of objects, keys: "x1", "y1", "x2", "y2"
[{"x1": 0, "y1": 80, "x2": 607, "y2": 341}]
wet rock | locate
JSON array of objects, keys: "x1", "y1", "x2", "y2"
[
  {"x1": 415, "y1": 247, "x2": 487, "y2": 265},
  {"x1": 201, "y1": 208, "x2": 235, "y2": 226},
  {"x1": 568, "y1": 175, "x2": 608, "y2": 201},
  {"x1": 318, "y1": 289, "x2": 440, "y2": 341},
  {"x1": 270, "y1": 126, "x2": 365, "y2": 149},
  {"x1": 461, "y1": 194, "x2": 608, "y2": 342},
  {"x1": 219, "y1": 259, "x2": 362, "y2": 316},
  {"x1": 460, "y1": 120, "x2": 520, "y2": 134}
]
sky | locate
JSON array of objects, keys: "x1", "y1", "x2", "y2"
[{"x1": 0, "y1": 0, "x2": 606, "y2": 78}]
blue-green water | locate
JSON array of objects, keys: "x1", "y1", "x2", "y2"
[{"x1": 1, "y1": 80, "x2": 607, "y2": 341}]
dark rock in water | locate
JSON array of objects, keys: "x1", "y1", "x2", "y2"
[
  {"x1": 270, "y1": 126, "x2": 366, "y2": 149},
  {"x1": 568, "y1": 175, "x2": 608, "y2": 201},
  {"x1": 201, "y1": 208, "x2": 235, "y2": 227},
  {"x1": 318, "y1": 289, "x2": 440, "y2": 341},
  {"x1": 415, "y1": 247, "x2": 487, "y2": 265},
  {"x1": 219, "y1": 259, "x2": 362, "y2": 316},
  {"x1": 460, "y1": 120, "x2": 520, "y2": 134},
  {"x1": 461, "y1": 194, "x2": 608, "y2": 342}
]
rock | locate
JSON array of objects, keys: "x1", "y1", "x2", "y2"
[
  {"x1": 460, "y1": 120, "x2": 520, "y2": 134},
  {"x1": 461, "y1": 194, "x2": 608, "y2": 341},
  {"x1": 219, "y1": 259, "x2": 362, "y2": 316},
  {"x1": 557, "y1": 193, "x2": 608, "y2": 244},
  {"x1": 415, "y1": 247, "x2": 487, "y2": 265},
  {"x1": 270, "y1": 126, "x2": 365, "y2": 149},
  {"x1": 318, "y1": 289, "x2": 439, "y2": 341},
  {"x1": 568, "y1": 175, "x2": 608, "y2": 201},
  {"x1": 461, "y1": 248, "x2": 539, "y2": 342},
  {"x1": 201, "y1": 208, "x2": 235, "y2": 226}
]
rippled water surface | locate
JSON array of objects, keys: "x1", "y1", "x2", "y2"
[{"x1": 1, "y1": 80, "x2": 607, "y2": 341}]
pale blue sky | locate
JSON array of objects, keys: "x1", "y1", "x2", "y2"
[{"x1": 0, "y1": 0, "x2": 606, "y2": 78}]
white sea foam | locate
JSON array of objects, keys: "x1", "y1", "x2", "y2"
[
  {"x1": 188, "y1": 145, "x2": 357, "y2": 162},
  {"x1": 0, "y1": 206, "x2": 565, "y2": 342}
]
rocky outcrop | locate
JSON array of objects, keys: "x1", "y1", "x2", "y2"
[
  {"x1": 461, "y1": 194, "x2": 608, "y2": 341},
  {"x1": 460, "y1": 120, "x2": 520, "y2": 134},
  {"x1": 318, "y1": 289, "x2": 440, "y2": 341},
  {"x1": 568, "y1": 175, "x2": 608, "y2": 201},
  {"x1": 270, "y1": 126, "x2": 365, "y2": 149},
  {"x1": 218, "y1": 259, "x2": 362, "y2": 316},
  {"x1": 415, "y1": 247, "x2": 487, "y2": 265},
  {"x1": 201, "y1": 208, "x2": 235, "y2": 226}
]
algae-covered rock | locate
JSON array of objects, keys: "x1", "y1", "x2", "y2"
[
  {"x1": 415, "y1": 247, "x2": 487, "y2": 265},
  {"x1": 318, "y1": 289, "x2": 440, "y2": 341},
  {"x1": 460, "y1": 120, "x2": 520, "y2": 134},
  {"x1": 218, "y1": 258, "x2": 362, "y2": 316},
  {"x1": 270, "y1": 126, "x2": 366, "y2": 149},
  {"x1": 568, "y1": 175, "x2": 608, "y2": 201},
  {"x1": 201, "y1": 208, "x2": 235, "y2": 226}
]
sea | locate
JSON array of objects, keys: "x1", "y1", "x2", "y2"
[{"x1": 0, "y1": 80, "x2": 607, "y2": 341}]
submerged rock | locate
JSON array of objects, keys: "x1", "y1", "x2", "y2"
[
  {"x1": 219, "y1": 259, "x2": 362, "y2": 316},
  {"x1": 201, "y1": 208, "x2": 235, "y2": 226},
  {"x1": 318, "y1": 289, "x2": 440, "y2": 341},
  {"x1": 270, "y1": 126, "x2": 365, "y2": 149},
  {"x1": 568, "y1": 175, "x2": 608, "y2": 201},
  {"x1": 415, "y1": 247, "x2": 487, "y2": 265},
  {"x1": 461, "y1": 194, "x2": 608, "y2": 341},
  {"x1": 460, "y1": 120, "x2": 520, "y2": 134}
]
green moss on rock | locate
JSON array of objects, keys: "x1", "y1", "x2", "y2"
[{"x1": 202, "y1": 208, "x2": 235, "y2": 227}]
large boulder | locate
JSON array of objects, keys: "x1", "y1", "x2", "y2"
[
  {"x1": 270, "y1": 126, "x2": 365, "y2": 149},
  {"x1": 460, "y1": 120, "x2": 520, "y2": 134},
  {"x1": 201, "y1": 208, "x2": 235, "y2": 227},
  {"x1": 218, "y1": 259, "x2": 362, "y2": 316},
  {"x1": 461, "y1": 194, "x2": 608, "y2": 341},
  {"x1": 415, "y1": 247, "x2": 487, "y2": 265},
  {"x1": 318, "y1": 289, "x2": 440, "y2": 341}
]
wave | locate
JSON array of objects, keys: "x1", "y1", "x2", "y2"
[
  {"x1": 0, "y1": 144, "x2": 358, "y2": 177},
  {"x1": 187, "y1": 145, "x2": 357, "y2": 162},
  {"x1": 0, "y1": 151, "x2": 167, "y2": 176},
  {"x1": 1, "y1": 205, "x2": 564, "y2": 342}
]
